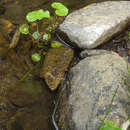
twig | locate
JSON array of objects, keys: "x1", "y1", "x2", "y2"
[
  {"x1": 9, "y1": 28, "x2": 20, "y2": 49},
  {"x1": 103, "y1": 86, "x2": 119, "y2": 122},
  {"x1": 56, "y1": 33, "x2": 74, "y2": 49},
  {"x1": 52, "y1": 97, "x2": 60, "y2": 130},
  {"x1": 14, "y1": 62, "x2": 40, "y2": 87}
]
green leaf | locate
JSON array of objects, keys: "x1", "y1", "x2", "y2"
[
  {"x1": 51, "y1": 41, "x2": 62, "y2": 48},
  {"x1": 32, "y1": 31, "x2": 39, "y2": 40},
  {"x1": 26, "y1": 9, "x2": 50, "y2": 22},
  {"x1": 128, "y1": 32, "x2": 130, "y2": 40},
  {"x1": 43, "y1": 51, "x2": 47, "y2": 55},
  {"x1": 99, "y1": 121, "x2": 122, "y2": 130},
  {"x1": 19, "y1": 24, "x2": 29, "y2": 35},
  {"x1": 51, "y1": 2, "x2": 68, "y2": 16},
  {"x1": 31, "y1": 53, "x2": 41, "y2": 62},
  {"x1": 42, "y1": 33, "x2": 51, "y2": 41}
]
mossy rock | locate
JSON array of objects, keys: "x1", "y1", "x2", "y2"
[
  {"x1": 6, "y1": 107, "x2": 52, "y2": 130},
  {"x1": 6, "y1": 80, "x2": 43, "y2": 107},
  {"x1": 40, "y1": 46, "x2": 74, "y2": 91}
]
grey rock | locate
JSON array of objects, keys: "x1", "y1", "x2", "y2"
[
  {"x1": 127, "y1": 40, "x2": 130, "y2": 49},
  {"x1": 80, "y1": 49, "x2": 111, "y2": 58},
  {"x1": 57, "y1": 51, "x2": 130, "y2": 130},
  {"x1": 59, "y1": 1, "x2": 130, "y2": 49}
]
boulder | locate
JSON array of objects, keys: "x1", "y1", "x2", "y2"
[
  {"x1": 59, "y1": 1, "x2": 130, "y2": 49},
  {"x1": 57, "y1": 50, "x2": 130, "y2": 130}
]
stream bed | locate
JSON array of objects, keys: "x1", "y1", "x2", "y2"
[{"x1": 0, "y1": 0, "x2": 130, "y2": 130}]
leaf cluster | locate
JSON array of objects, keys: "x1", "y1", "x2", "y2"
[
  {"x1": 19, "y1": 2, "x2": 69, "y2": 62},
  {"x1": 99, "y1": 120, "x2": 121, "y2": 130}
]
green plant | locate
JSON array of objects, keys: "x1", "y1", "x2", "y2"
[
  {"x1": 99, "y1": 120, "x2": 121, "y2": 130},
  {"x1": 51, "y1": 41, "x2": 62, "y2": 48},
  {"x1": 31, "y1": 53, "x2": 41, "y2": 62},
  {"x1": 51, "y1": 2, "x2": 68, "y2": 16},
  {"x1": 128, "y1": 32, "x2": 130, "y2": 40},
  {"x1": 19, "y1": 2, "x2": 69, "y2": 62},
  {"x1": 125, "y1": 57, "x2": 130, "y2": 94}
]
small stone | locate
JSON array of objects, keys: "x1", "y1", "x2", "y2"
[
  {"x1": 80, "y1": 49, "x2": 111, "y2": 58},
  {"x1": 59, "y1": 1, "x2": 130, "y2": 49},
  {"x1": 40, "y1": 45, "x2": 74, "y2": 91}
]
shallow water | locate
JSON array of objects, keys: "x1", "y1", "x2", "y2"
[{"x1": 0, "y1": 0, "x2": 129, "y2": 130}]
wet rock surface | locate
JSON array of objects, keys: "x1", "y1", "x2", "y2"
[
  {"x1": 6, "y1": 80, "x2": 44, "y2": 107},
  {"x1": 59, "y1": 1, "x2": 130, "y2": 49},
  {"x1": 0, "y1": 79, "x2": 54, "y2": 130},
  {"x1": 57, "y1": 51, "x2": 130, "y2": 130},
  {"x1": 40, "y1": 45, "x2": 74, "y2": 91},
  {"x1": 0, "y1": 31, "x2": 55, "y2": 130}
]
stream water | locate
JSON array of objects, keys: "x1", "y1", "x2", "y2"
[{"x1": 0, "y1": 0, "x2": 129, "y2": 130}]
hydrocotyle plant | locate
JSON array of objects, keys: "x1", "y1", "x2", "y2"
[
  {"x1": 99, "y1": 120, "x2": 121, "y2": 130},
  {"x1": 19, "y1": 2, "x2": 68, "y2": 62}
]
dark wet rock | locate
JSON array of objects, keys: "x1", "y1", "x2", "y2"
[
  {"x1": 40, "y1": 45, "x2": 74, "y2": 91},
  {"x1": 57, "y1": 51, "x2": 130, "y2": 130},
  {"x1": 0, "y1": 19, "x2": 14, "y2": 39},
  {"x1": 0, "y1": 31, "x2": 9, "y2": 61},
  {"x1": 127, "y1": 40, "x2": 130, "y2": 49},
  {"x1": 0, "y1": 6, "x2": 5, "y2": 15},
  {"x1": 0, "y1": 31, "x2": 54, "y2": 130},
  {"x1": 0, "y1": 31, "x2": 8, "y2": 45},
  {"x1": 6, "y1": 107, "x2": 52, "y2": 130},
  {"x1": 0, "y1": 79, "x2": 54, "y2": 130},
  {"x1": 3, "y1": 0, "x2": 50, "y2": 24},
  {"x1": 59, "y1": 1, "x2": 130, "y2": 49},
  {"x1": 6, "y1": 80, "x2": 43, "y2": 107},
  {"x1": 4, "y1": 3, "x2": 27, "y2": 24},
  {"x1": 0, "y1": 97, "x2": 17, "y2": 129}
]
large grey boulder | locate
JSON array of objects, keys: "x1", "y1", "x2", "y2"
[
  {"x1": 57, "y1": 51, "x2": 130, "y2": 130},
  {"x1": 59, "y1": 1, "x2": 130, "y2": 49}
]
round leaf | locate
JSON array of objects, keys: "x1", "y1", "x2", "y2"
[
  {"x1": 43, "y1": 51, "x2": 47, "y2": 55},
  {"x1": 51, "y1": 41, "x2": 62, "y2": 48},
  {"x1": 32, "y1": 31, "x2": 39, "y2": 40},
  {"x1": 19, "y1": 24, "x2": 29, "y2": 35},
  {"x1": 31, "y1": 53, "x2": 41, "y2": 62},
  {"x1": 51, "y1": 2, "x2": 68, "y2": 16},
  {"x1": 26, "y1": 9, "x2": 50, "y2": 22},
  {"x1": 51, "y1": 2, "x2": 65, "y2": 9},
  {"x1": 55, "y1": 8, "x2": 68, "y2": 16},
  {"x1": 42, "y1": 33, "x2": 51, "y2": 41}
]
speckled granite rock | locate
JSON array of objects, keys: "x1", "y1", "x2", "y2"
[
  {"x1": 59, "y1": 1, "x2": 130, "y2": 49},
  {"x1": 57, "y1": 50, "x2": 130, "y2": 130},
  {"x1": 40, "y1": 45, "x2": 74, "y2": 91}
]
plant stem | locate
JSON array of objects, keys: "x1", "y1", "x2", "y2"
[
  {"x1": 103, "y1": 86, "x2": 119, "y2": 122},
  {"x1": 36, "y1": 21, "x2": 40, "y2": 45},
  {"x1": 14, "y1": 62, "x2": 40, "y2": 87}
]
